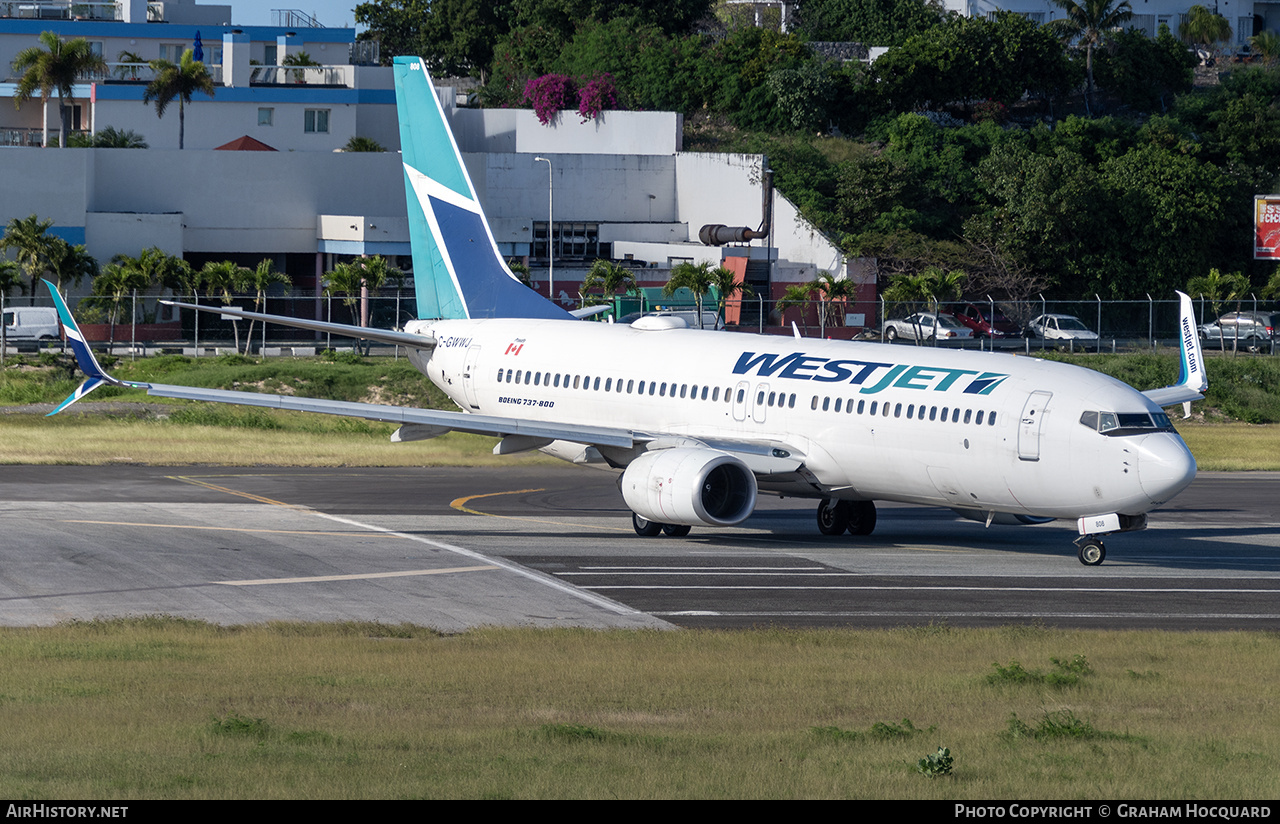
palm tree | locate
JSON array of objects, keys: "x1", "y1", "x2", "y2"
[
  {"x1": 199, "y1": 259, "x2": 250, "y2": 351},
  {"x1": 93, "y1": 257, "x2": 153, "y2": 346},
  {"x1": 144, "y1": 49, "x2": 216, "y2": 149},
  {"x1": 662, "y1": 261, "x2": 728, "y2": 329},
  {"x1": 881, "y1": 267, "x2": 966, "y2": 344},
  {"x1": 580, "y1": 259, "x2": 638, "y2": 308},
  {"x1": 115, "y1": 50, "x2": 146, "y2": 80},
  {"x1": 811, "y1": 271, "x2": 856, "y2": 333},
  {"x1": 776, "y1": 282, "x2": 819, "y2": 333},
  {"x1": 1047, "y1": 0, "x2": 1134, "y2": 108},
  {"x1": 0, "y1": 214, "x2": 55, "y2": 299},
  {"x1": 325, "y1": 256, "x2": 400, "y2": 350},
  {"x1": 240, "y1": 259, "x2": 291, "y2": 354},
  {"x1": 1180, "y1": 5, "x2": 1233, "y2": 50},
  {"x1": 708, "y1": 265, "x2": 753, "y2": 328},
  {"x1": 1251, "y1": 31, "x2": 1280, "y2": 66},
  {"x1": 11, "y1": 31, "x2": 107, "y2": 149},
  {"x1": 43, "y1": 237, "x2": 98, "y2": 294},
  {"x1": 282, "y1": 50, "x2": 321, "y2": 83},
  {"x1": 0, "y1": 260, "x2": 23, "y2": 298}
]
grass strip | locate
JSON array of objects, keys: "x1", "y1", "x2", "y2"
[{"x1": 1, "y1": 619, "x2": 1278, "y2": 799}]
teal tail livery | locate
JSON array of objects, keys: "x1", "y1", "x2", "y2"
[
  {"x1": 393, "y1": 56, "x2": 571, "y2": 321},
  {"x1": 43, "y1": 58, "x2": 1211, "y2": 567}
]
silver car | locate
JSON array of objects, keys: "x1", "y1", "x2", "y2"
[
  {"x1": 1198, "y1": 311, "x2": 1277, "y2": 352},
  {"x1": 1026, "y1": 314, "x2": 1099, "y2": 342},
  {"x1": 883, "y1": 312, "x2": 973, "y2": 342}
]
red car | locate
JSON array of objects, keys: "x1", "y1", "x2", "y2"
[{"x1": 949, "y1": 302, "x2": 1022, "y2": 339}]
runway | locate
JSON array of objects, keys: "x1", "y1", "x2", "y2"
[{"x1": 2, "y1": 465, "x2": 1279, "y2": 630}]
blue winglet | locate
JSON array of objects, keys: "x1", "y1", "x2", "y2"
[{"x1": 43, "y1": 279, "x2": 134, "y2": 416}]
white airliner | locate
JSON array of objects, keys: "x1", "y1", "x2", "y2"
[{"x1": 44, "y1": 57, "x2": 1208, "y2": 566}]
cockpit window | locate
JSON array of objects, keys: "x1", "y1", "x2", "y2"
[{"x1": 1080, "y1": 410, "x2": 1174, "y2": 436}]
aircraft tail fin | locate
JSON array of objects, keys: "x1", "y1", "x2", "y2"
[
  {"x1": 393, "y1": 57, "x2": 571, "y2": 322},
  {"x1": 1142, "y1": 291, "x2": 1208, "y2": 410},
  {"x1": 41, "y1": 279, "x2": 139, "y2": 415}
]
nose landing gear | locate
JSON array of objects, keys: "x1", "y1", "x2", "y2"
[{"x1": 1076, "y1": 538, "x2": 1106, "y2": 566}]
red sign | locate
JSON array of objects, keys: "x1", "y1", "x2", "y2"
[{"x1": 1256, "y1": 195, "x2": 1280, "y2": 260}]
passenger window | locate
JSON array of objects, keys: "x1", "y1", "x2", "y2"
[
  {"x1": 713, "y1": 387, "x2": 720, "y2": 402},
  {"x1": 811, "y1": 396, "x2": 819, "y2": 410},
  {"x1": 894, "y1": 403, "x2": 902, "y2": 418},
  {"x1": 976, "y1": 410, "x2": 985, "y2": 425},
  {"x1": 573, "y1": 376, "x2": 580, "y2": 389},
  {"x1": 593, "y1": 377, "x2": 600, "y2": 391},
  {"x1": 627, "y1": 379, "x2": 634, "y2": 393},
  {"x1": 737, "y1": 388, "x2": 745, "y2": 403},
  {"x1": 963, "y1": 409, "x2": 971, "y2": 424},
  {"x1": 789, "y1": 394, "x2": 796, "y2": 409},
  {"x1": 835, "y1": 398, "x2": 842, "y2": 413},
  {"x1": 989, "y1": 412, "x2": 997, "y2": 425},
  {"x1": 605, "y1": 378, "x2": 612, "y2": 392}
]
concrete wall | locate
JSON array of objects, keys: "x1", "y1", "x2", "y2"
[{"x1": 451, "y1": 108, "x2": 682, "y2": 156}]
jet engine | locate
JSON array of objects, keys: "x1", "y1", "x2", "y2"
[{"x1": 621, "y1": 447, "x2": 757, "y2": 527}]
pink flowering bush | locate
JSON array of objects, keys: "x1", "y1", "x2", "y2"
[
  {"x1": 523, "y1": 73, "x2": 618, "y2": 125},
  {"x1": 523, "y1": 74, "x2": 577, "y2": 125},
  {"x1": 577, "y1": 74, "x2": 617, "y2": 123}
]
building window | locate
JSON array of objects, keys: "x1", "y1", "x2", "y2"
[
  {"x1": 159, "y1": 44, "x2": 185, "y2": 63},
  {"x1": 532, "y1": 221, "x2": 602, "y2": 260},
  {"x1": 258, "y1": 108, "x2": 274, "y2": 126},
  {"x1": 264, "y1": 44, "x2": 278, "y2": 66},
  {"x1": 304, "y1": 109, "x2": 330, "y2": 133}
]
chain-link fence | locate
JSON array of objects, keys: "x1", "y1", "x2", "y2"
[{"x1": 4, "y1": 289, "x2": 1278, "y2": 362}]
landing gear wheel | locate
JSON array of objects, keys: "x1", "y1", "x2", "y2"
[
  {"x1": 632, "y1": 513, "x2": 662, "y2": 537},
  {"x1": 1077, "y1": 539, "x2": 1106, "y2": 566},
  {"x1": 662, "y1": 524, "x2": 692, "y2": 537},
  {"x1": 847, "y1": 500, "x2": 877, "y2": 536},
  {"x1": 817, "y1": 499, "x2": 850, "y2": 535}
]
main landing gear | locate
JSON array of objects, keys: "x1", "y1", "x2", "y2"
[
  {"x1": 631, "y1": 513, "x2": 691, "y2": 537},
  {"x1": 816, "y1": 499, "x2": 877, "y2": 536}
]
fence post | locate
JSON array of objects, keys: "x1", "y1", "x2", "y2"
[
  {"x1": 1095, "y1": 294, "x2": 1102, "y2": 354},
  {"x1": 193, "y1": 293, "x2": 200, "y2": 357},
  {"x1": 130, "y1": 289, "x2": 137, "y2": 361},
  {"x1": 1, "y1": 289, "x2": 6, "y2": 367},
  {"x1": 758, "y1": 294, "x2": 764, "y2": 334},
  {"x1": 1152, "y1": 293, "x2": 1162, "y2": 350}
]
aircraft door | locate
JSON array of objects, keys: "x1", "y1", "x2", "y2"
[
  {"x1": 732, "y1": 380, "x2": 749, "y2": 422},
  {"x1": 751, "y1": 383, "x2": 769, "y2": 423},
  {"x1": 461, "y1": 344, "x2": 482, "y2": 410},
  {"x1": 1017, "y1": 390, "x2": 1052, "y2": 461}
]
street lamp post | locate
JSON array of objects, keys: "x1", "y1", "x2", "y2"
[{"x1": 534, "y1": 155, "x2": 553, "y2": 303}]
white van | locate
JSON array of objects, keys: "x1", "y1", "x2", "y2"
[{"x1": 2, "y1": 306, "x2": 62, "y2": 342}]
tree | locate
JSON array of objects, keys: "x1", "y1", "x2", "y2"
[
  {"x1": 579, "y1": 258, "x2": 637, "y2": 307},
  {"x1": 144, "y1": 49, "x2": 215, "y2": 150},
  {"x1": 1179, "y1": 5, "x2": 1232, "y2": 50},
  {"x1": 43, "y1": 238, "x2": 98, "y2": 295},
  {"x1": 240, "y1": 259, "x2": 291, "y2": 354},
  {"x1": 325, "y1": 256, "x2": 401, "y2": 350},
  {"x1": 199, "y1": 260, "x2": 251, "y2": 351},
  {"x1": 1046, "y1": 0, "x2": 1133, "y2": 109},
  {"x1": 91, "y1": 257, "x2": 153, "y2": 345},
  {"x1": 662, "y1": 260, "x2": 731, "y2": 328},
  {"x1": 1250, "y1": 31, "x2": 1280, "y2": 66},
  {"x1": 1, "y1": 214, "x2": 55, "y2": 299},
  {"x1": 115, "y1": 50, "x2": 146, "y2": 80},
  {"x1": 282, "y1": 50, "x2": 321, "y2": 82},
  {"x1": 67, "y1": 126, "x2": 148, "y2": 148},
  {"x1": 343, "y1": 136, "x2": 385, "y2": 152},
  {"x1": 0, "y1": 260, "x2": 23, "y2": 298},
  {"x1": 1187, "y1": 267, "x2": 1249, "y2": 318},
  {"x1": 11, "y1": 30, "x2": 107, "y2": 149},
  {"x1": 794, "y1": 0, "x2": 944, "y2": 49}
]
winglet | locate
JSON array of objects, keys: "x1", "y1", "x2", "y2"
[
  {"x1": 1142, "y1": 291, "x2": 1208, "y2": 411},
  {"x1": 42, "y1": 280, "x2": 137, "y2": 415}
]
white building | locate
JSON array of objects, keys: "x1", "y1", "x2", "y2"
[
  {"x1": 1, "y1": 1, "x2": 861, "y2": 327},
  {"x1": 944, "y1": 0, "x2": 1276, "y2": 46}
]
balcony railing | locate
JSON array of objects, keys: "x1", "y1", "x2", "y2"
[{"x1": 0, "y1": 1, "x2": 120, "y2": 20}]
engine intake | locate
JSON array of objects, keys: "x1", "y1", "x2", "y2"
[{"x1": 621, "y1": 447, "x2": 757, "y2": 527}]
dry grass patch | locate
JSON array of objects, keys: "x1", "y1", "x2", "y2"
[{"x1": 2, "y1": 620, "x2": 1279, "y2": 798}]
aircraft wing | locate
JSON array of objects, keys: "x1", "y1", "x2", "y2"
[
  {"x1": 160, "y1": 300, "x2": 436, "y2": 350},
  {"x1": 43, "y1": 281, "x2": 637, "y2": 450},
  {"x1": 1141, "y1": 291, "x2": 1208, "y2": 408}
]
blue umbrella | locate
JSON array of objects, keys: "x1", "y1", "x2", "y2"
[{"x1": 193, "y1": 31, "x2": 204, "y2": 63}]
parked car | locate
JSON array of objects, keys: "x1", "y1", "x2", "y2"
[
  {"x1": 883, "y1": 312, "x2": 973, "y2": 342},
  {"x1": 948, "y1": 302, "x2": 1022, "y2": 338},
  {"x1": 1026, "y1": 314, "x2": 1099, "y2": 342},
  {"x1": 2, "y1": 306, "x2": 61, "y2": 342},
  {"x1": 1198, "y1": 311, "x2": 1278, "y2": 351}
]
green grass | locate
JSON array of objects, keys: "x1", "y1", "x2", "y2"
[{"x1": 2, "y1": 619, "x2": 1279, "y2": 799}]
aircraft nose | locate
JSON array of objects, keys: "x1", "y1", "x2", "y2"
[{"x1": 1136, "y1": 433, "x2": 1197, "y2": 504}]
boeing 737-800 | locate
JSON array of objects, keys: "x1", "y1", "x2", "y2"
[{"x1": 44, "y1": 56, "x2": 1208, "y2": 566}]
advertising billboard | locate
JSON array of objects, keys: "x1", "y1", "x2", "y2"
[{"x1": 1256, "y1": 195, "x2": 1280, "y2": 260}]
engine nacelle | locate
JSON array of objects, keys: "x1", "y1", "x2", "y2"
[{"x1": 621, "y1": 447, "x2": 757, "y2": 527}]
